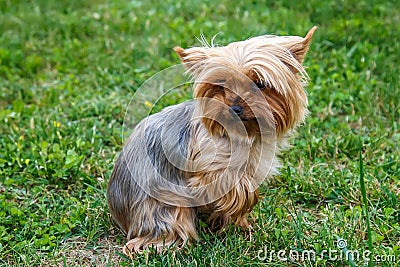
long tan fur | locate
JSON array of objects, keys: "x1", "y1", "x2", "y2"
[{"x1": 108, "y1": 27, "x2": 317, "y2": 254}]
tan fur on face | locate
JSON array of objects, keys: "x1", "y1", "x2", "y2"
[{"x1": 175, "y1": 26, "x2": 316, "y2": 139}]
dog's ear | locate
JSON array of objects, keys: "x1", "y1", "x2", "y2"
[
  {"x1": 174, "y1": 46, "x2": 209, "y2": 70},
  {"x1": 289, "y1": 26, "x2": 317, "y2": 63}
]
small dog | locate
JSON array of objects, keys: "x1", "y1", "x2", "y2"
[{"x1": 107, "y1": 27, "x2": 317, "y2": 254}]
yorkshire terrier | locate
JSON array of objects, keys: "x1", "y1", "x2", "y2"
[{"x1": 107, "y1": 26, "x2": 317, "y2": 254}]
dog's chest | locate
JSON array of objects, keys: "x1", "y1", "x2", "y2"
[{"x1": 187, "y1": 125, "x2": 279, "y2": 185}]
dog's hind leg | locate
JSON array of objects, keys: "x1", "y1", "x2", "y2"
[{"x1": 122, "y1": 199, "x2": 198, "y2": 254}]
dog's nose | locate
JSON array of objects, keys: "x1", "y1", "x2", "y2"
[{"x1": 229, "y1": 105, "x2": 243, "y2": 116}]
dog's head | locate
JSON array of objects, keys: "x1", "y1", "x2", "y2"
[{"x1": 175, "y1": 27, "x2": 316, "y2": 140}]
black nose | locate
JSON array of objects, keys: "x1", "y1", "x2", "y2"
[{"x1": 229, "y1": 105, "x2": 243, "y2": 116}]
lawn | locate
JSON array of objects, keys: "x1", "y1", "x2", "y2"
[{"x1": 0, "y1": 0, "x2": 399, "y2": 266}]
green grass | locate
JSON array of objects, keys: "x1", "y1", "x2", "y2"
[{"x1": 0, "y1": 0, "x2": 399, "y2": 266}]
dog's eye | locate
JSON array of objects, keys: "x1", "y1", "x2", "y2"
[
  {"x1": 254, "y1": 80, "x2": 266, "y2": 90},
  {"x1": 215, "y1": 79, "x2": 226, "y2": 86},
  {"x1": 215, "y1": 79, "x2": 226, "y2": 89}
]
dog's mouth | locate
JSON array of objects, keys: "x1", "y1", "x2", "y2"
[
  {"x1": 231, "y1": 116, "x2": 258, "y2": 128},
  {"x1": 229, "y1": 115, "x2": 250, "y2": 123},
  {"x1": 233, "y1": 114, "x2": 254, "y2": 122}
]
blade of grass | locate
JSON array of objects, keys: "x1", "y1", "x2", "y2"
[{"x1": 359, "y1": 140, "x2": 373, "y2": 267}]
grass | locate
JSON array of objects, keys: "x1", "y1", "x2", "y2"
[{"x1": 0, "y1": 0, "x2": 399, "y2": 266}]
